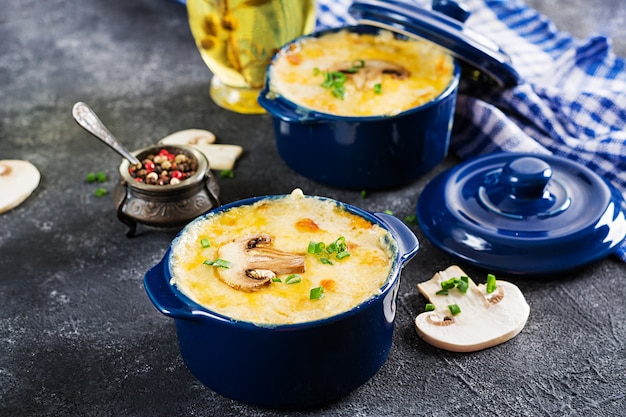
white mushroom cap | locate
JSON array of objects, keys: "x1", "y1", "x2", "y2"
[
  {"x1": 0, "y1": 160, "x2": 41, "y2": 214},
  {"x1": 159, "y1": 129, "x2": 243, "y2": 171},
  {"x1": 415, "y1": 265, "x2": 530, "y2": 352}
]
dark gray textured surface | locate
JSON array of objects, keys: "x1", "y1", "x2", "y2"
[{"x1": 1, "y1": 1, "x2": 625, "y2": 416}]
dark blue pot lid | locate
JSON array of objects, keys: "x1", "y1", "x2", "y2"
[
  {"x1": 417, "y1": 153, "x2": 626, "y2": 276},
  {"x1": 348, "y1": 0, "x2": 521, "y2": 88}
]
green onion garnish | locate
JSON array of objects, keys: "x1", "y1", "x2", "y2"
[
  {"x1": 310, "y1": 286, "x2": 325, "y2": 300},
  {"x1": 373, "y1": 83, "x2": 382, "y2": 94},
  {"x1": 336, "y1": 251, "x2": 350, "y2": 260},
  {"x1": 441, "y1": 279, "x2": 456, "y2": 290},
  {"x1": 320, "y1": 258, "x2": 333, "y2": 265},
  {"x1": 448, "y1": 304, "x2": 461, "y2": 315},
  {"x1": 456, "y1": 277, "x2": 469, "y2": 294},
  {"x1": 271, "y1": 277, "x2": 282, "y2": 283},
  {"x1": 404, "y1": 215, "x2": 417, "y2": 225},
  {"x1": 435, "y1": 289, "x2": 448, "y2": 296},
  {"x1": 425, "y1": 303, "x2": 435, "y2": 311},
  {"x1": 94, "y1": 187, "x2": 108, "y2": 197},
  {"x1": 96, "y1": 171, "x2": 107, "y2": 183},
  {"x1": 86, "y1": 172, "x2": 96, "y2": 183},
  {"x1": 220, "y1": 169, "x2": 234, "y2": 178},
  {"x1": 285, "y1": 274, "x2": 302, "y2": 285},
  {"x1": 360, "y1": 190, "x2": 367, "y2": 199},
  {"x1": 308, "y1": 241, "x2": 325, "y2": 254},
  {"x1": 200, "y1": 238, "x2": 211, "y2": 248},
  {"x1": 352, "y1": 59, "x2": 365, "y2": 69},
  {"x1": 384, "y1": 209, "x2": 394, "y2": 215},
  {"x1": 203, "y1": 259, "x2": 231, "y2": 268},
  {"x1": 486, "y1": 274, "x2": 497, "y2": 293},
  {"x1": 313, "y1": 67, "x2": 320, "y2": 76}
]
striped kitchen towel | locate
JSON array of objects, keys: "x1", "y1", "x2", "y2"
[{"x1": 317, "y1": 0, "x2": 626, "y2": 261}]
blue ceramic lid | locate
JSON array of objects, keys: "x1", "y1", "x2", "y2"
[
  {"x1": 416, "y1": 153, "x2": 626, "y2": 276},
  {"x1": 348, "y1": 0, "x2": 521, "y2": 87}
]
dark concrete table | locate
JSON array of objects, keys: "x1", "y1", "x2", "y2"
[{"x1": 1, "y1": 1, "x2": 625, "y2": 416}]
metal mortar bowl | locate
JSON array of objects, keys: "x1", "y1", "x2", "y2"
[{"x1": 113, "y1": 144, "x2": 220, "y2": 237}]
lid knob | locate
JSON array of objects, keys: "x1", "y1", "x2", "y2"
[{"x1": 501, "y1": 157, "x2": 552, "y2": 199}]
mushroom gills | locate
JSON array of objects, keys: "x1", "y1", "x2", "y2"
[
  {"x1": 333, "y1": 59, "x2": 409, "y2": 90},
  {"x1": 414, "y1": 265, "x2": 530, "y2": 352},
  {"x1": 217, "y1": 233, "x2": 305, "y2": 292}
]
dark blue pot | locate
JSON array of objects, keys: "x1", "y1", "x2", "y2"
[
  {"x1": 144, "y1": 194, "x2": 419, "y2": 408},
  {"x1": 258, "y1": 25, "x2": 460, "y2": 190}
]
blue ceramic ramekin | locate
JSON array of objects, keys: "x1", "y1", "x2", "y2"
[
  {"x1": 258, "y1": 25, "x2": 460, "y2": 190},
  {"x1": 144, "y1": 194, "x2": 419, "y2": 408}
]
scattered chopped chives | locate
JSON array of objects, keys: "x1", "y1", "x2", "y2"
[
  {"x1": 436, "y1": 289, "x2": 449, "y2": 296},
  {"x1": 271, "y1": 277, "x2": 282, "y2": 283},
  {"x1": 310, "y1": 286, "x2": 325, "y2": 300},
  {"x1": 94, "y1": 187, "x2": 108, "y2": 197},
  {"x1": 360, "y1": 190, "x2": 367, "y2": 199},
  {"x1": 200, "y1": 238, "x2": 211, "y2": 248},
  {"x1": 203, "y1": 259, "x2": 231, "y2": 268},
  {"x1": 313, "y1": 67, "x2": 320, "y2": 76},
  {"x1": 448, "y1": 304, "x2": 461, "y2": 315},
  {"x1": 456, "y1": 277, "x2": 469, "y2": 294},
  {"x1": 220, "y1": 169, "x2": 234, "y2": 178},
  {"x1": 308, "y1": 241, "x2": 325, "y2": 254},
  {"x1": 285, "y1": 274, "x2": 302, "y2": 285},
  {"x1": 86, "y1": 172, "x2": 96, "y2": 183},
  {"x1": 441, "y1": 279, "x2": 456, "y2": 290},
  {"x1": 404, "y1": 215, "x2": 417, "y2": 225},
  {"x1": 373, "y1": 83, "x2": 382, "y2": 94},
  {"x1": 320, "y1": 257, "x2": 333, "y2": 265},
  {"x1": 96, "y1": 171, "x2": 107, "y2": 182},
  {"x1": 384, "y1": 209, "x2": 394, "y2": 215},
  {"x1": 336, "y1": 251, "x2": 350, "y2": 260},
  {"x1": 425, "y1": 303, "x2": 435, "y2": 311},
  {"x1": 486, "y1": 273, "x2": 497, "y2": 293}
]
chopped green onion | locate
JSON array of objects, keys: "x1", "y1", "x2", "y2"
[
  {"x1": 404, "y1": 215, "x2": 417, "y2": 225},
  {"x1": 425, "y1": 303, "x2": 435, "y2": 311},
  {"x1": 320, "y1": 71, "x2": 348, "y2": 100},
  {"x1": 360, "y1": 190, "x2": 367, "y2": 199},
  {"x1": 86, "y1": 172, "x2": 96, "y2": 183},
  {"x1": 435, "y1": 289, "x2": 449, "y2": 296},
  {"x1": 486, "y1": 273, "x2": 497, "y2": 293},
  {"x1": 94, "y1": 187, "x2": 108, "y2": 197},
  {"x1": 336, "y1": 251, "x2": 350, "y2": 260},
  {"x1": 441, "y1": 279, "x2": 456, "y2": 290},
  {"x1": 220, "y1": 169, "x2": 234, "y2": 178},
  {"x1": 285, "y1": 274, "x2": 302, "y2": 285},
  {"x1": 96, "y1": 171, "x2": 107, "y2": 182},
  {"x1": 310, "y1": 286, "x2": 325, "y2": 300},
  {"x1": 320, "y1": 257, "x2": 333, "y2": 265},
  {"x1": 313, "y1": 67, "x2": 320, "y2": 76},
  {"x1": 448, "y1": 304, "x2": 461, "y2": 315},
  {"x1": 384, "y1": 209, "x2": 394, "y2": 215},
  {"x1": 456, "y1": 277, "x2": 469, "y2": 294},
  {"x1": 200, "y1": 238, "x2": 211, "y2": 248},
  {"x1": 373, "y1": 83, "x2": 382, "y2": 94},
  {"x1": 308, "y1": 241, "x2": 325, "y2": 254},
  {"x1": 203, "y1": 259, "x2": 232, "y2": 268},
  {"x1": 271, "y1": 277, "x2": 282, "y2": 283}
]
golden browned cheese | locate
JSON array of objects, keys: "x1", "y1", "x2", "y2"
[
  {"x1": 268, "y1": 29, "x2": 455, "y2": 116},
  {"x1": 170, "y1": 189, "x2": 396, "y2": 325}
]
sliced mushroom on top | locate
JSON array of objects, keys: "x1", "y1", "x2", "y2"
[
  {"x1": 216, "y1": 233, "x2": 306, "y2": 292},
  {"x1": 414, "y1": 265, "x2": 530, "y2": 352},
  {"x1": 331, "y1": 59, "x2": 410, "y2": 90}
]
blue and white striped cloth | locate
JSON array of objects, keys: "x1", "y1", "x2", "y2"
[{"x1": 317, "y1": 0, "x2": 626, "y2": 262}]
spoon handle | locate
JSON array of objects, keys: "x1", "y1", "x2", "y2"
[{"x1": 72, "y1": 102, "x2": 141, "y2": 166}]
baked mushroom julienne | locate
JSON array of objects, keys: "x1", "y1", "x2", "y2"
[{"x1": 415, "y1": 265, "x2": 530, "y2": 353}]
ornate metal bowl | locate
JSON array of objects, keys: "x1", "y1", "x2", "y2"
[{"x1": 113, "y1": 144, "x2": 220, "y2": 237}]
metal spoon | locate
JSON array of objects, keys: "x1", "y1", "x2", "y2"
[{"x1": 72, "y1": 102, "x2": 141, "y2": 166}]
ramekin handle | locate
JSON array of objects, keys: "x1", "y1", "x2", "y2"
[
  {"x1": 374, "y1": 212, "x2": 420, "y2": 265},
  {"x1": 144, "y1": 255, "x2": 195, "y2": 320}
]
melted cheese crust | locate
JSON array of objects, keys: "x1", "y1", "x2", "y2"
[
  {"x1": 269, "y1": 29, "x2": 455, "y2": 116},
  {"x1": 171, "y1": 191, "x2": 396, "y2": 325}
]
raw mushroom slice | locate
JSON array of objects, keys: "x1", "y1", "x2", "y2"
[
  {"x1": 414, "y1": 265, "x2": 530, "y2": 352},
  {"x1": 0, "y1": 160, "x2": 41, "y2": 214},
  {"x1": 216, "y1": 233, "x2": 306, "y2": 292},
  {"x1": 159, "y1": 128, "x2": 243, "y2": 171}
]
